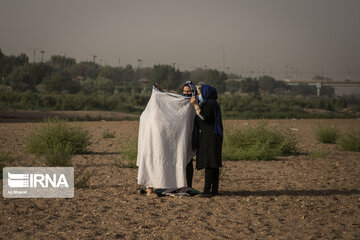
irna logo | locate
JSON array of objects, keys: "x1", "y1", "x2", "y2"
[
  {"x1": 3, "y1": 167, "x2": 74, "y2": 198},
  {"x1": 8, "y1": 172, "x2": 69, "y2": 188}
]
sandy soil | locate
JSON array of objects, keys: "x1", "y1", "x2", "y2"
[{"x1": 1, "y1": 119, "x2": 360, "y2": 239}]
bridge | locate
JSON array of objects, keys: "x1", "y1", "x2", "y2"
[
  {"x1": 280, "y1": 80, "x2": 360, "y2": 86},
  {"x1": 279, "y1": 80, "x2": 360, "y2": 96}
]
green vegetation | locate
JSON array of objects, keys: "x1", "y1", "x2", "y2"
[
  {"x1": 219, "y1": 95, "x2": 352, "y2": 119},
  {"x1": 315, "y1": 125, "x2": 340, "y2": 144},
  {"x1": 116, "y1": 139, "x2": 137, "y2": 168},
  {"x1": 0, "y1": 88, "x2": 355, "y2": 119},
  {"x1": 223, "y1": 123, "x2": 298, "y2": 161},
  {"x1": 0, "y1": 49, "x2": 358, "y2": 119},
  {"x1": 26, "y1": 118, "x2": 90, "y2": 166},
  {"x1": 102, "y1": 128, "x2": 115, "y2": 139},
  {"x1": 43, "y1": 143, "x2": 73, "y2": 167},
  {"x1": 337, "y1": 130, "x2": 360, "y2": 151},
  {"x1": 309, "y1": 150, "x2": 326, "y2": 158},
  {"x1": 0, "y1": 151, "x2": 14, "y2": 179},
  {"x1": 0, "y1": 89, "x2": 144, "y2": 113}
]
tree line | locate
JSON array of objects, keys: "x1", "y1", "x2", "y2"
[
  {"x1": 1, "y1": 49, "x2": 358, "y2": 119},
  {"x1": 1, "y1": 49, "x2": 339, "y2": 96}
]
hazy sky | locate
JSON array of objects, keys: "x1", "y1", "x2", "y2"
[{"x1": 1, "y1": 0, "x2": 360, "y2": 80}]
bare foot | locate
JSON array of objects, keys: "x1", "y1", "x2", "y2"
[{"x1": 146, "y1": 188, "x2": 157, "y2": 197}]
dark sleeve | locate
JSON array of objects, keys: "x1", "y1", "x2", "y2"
[{"x1": 199, "y1": 103, "x2": 214, "y2": 123}]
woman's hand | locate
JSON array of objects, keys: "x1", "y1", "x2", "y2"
[
  {"x1": 190, "y1": 96, "x2": 198, "y2": 106},
  {"x1": 154, "y1": 83, "x2": 164, "y2": 92}
]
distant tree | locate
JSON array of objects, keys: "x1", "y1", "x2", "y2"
[
  {"x1": 7, "y1": 65, "x2": 33, "y2": 91},
  {"x1": 226, "y1": 80, "x2": 242, "y2": 93},
  {"x1": 290, "y1": 84, "x2": 316, "y2": 96},
  {"x1": 258, "y1": 75, "x2": 276, "y2": 93},
  {"x1": 49, "y1": 55, "x2": 76, "y2": 69},
  {"x1": 227, "y1": 73, "x2": 241, "y2": 79},
  {"x1": 152, "y1": 65, "x2": 182, "y2": 90},
  {"x1": 239, "y1": 78, "x2": 260, "y2": 94},
  {"x1": 274, "y1": 80, "x2": 290, "y2": 89},
  {"x1": 7, "y1": 63, "x2": 53, "y2": 92},
  {"x1": 140, "y1": 67, "x2": 153, "y2": 80},
  {"x1": 0, "y1": 49, "x2": 29, "y2": 80},
  {"x1": 121, "y1": 64, "x2": 136, "y2": 84},
  {"x1": 28, "y1": 63, "x2": 53, "y2": 85},
  {"x1": 98, "y1": 66, "x2": 122, "y2": 83},
  {"x1": 206, "y1": 69, "x2": 227, "y2": 94},
  {"x1": 43, "y1": 71, "x2": 80, "y2": 94},
  {"x1": 93, "y1": 77, "x2": 114, "y2": 94},
  {"x1": 189, "y1": 68, "x2": 227, "y2": 93},
  {"x1": 320, "y1": 86, "x2": 335, "y2": 97},
  {"x1": 69, "y1": 61, "x2": 98, "y2": 79}
]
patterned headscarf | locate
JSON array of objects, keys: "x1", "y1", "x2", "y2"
[{"x1": 182, "y1": 80, "x2": 197, "y2": 97}]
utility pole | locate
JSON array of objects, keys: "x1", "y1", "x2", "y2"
[
  {"x1": 137, "y1": 59, "x2": 142, "y2": 70},
  {"x1": 33, "y1": 49, "x2": 36, "y2": 63},
  {"x1": 40, "y1": 50, "x2": 45, "y2": 62},
  {"x1": 90, "y1": 55, "x2": 97, "y2": 64},
  {"x1": 222, "y1": 44, "x2": 225, "y2": 72}
]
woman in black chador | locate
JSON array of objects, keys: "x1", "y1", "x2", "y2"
[{"x1": 190, "y1": 84, "x2": 223, "y2": 197}]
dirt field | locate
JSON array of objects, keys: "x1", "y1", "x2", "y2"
[{"x1": 1, "y1": 118, "x2": 360, "y2": 239}]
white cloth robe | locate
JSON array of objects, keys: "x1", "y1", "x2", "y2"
[{"x1": 136, "y1": 87, "x2": 195, "y2": 188}]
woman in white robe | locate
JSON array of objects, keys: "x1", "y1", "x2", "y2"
[{"x1": 136, "y1": 85, "x2": 195, "y2": 196}]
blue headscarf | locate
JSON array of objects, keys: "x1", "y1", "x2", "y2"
[{"x1": 200, "y1": 84, "x2": 223, "y2": 137}]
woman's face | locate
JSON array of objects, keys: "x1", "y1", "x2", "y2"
[
  {"x1": 183, "y1": 85, "x2": 192, "y2": 95},
  {"x1": 197, "y1": 86, "x2": 202, "y2": 96}
]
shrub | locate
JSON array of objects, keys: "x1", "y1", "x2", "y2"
[
  {"x1": 315, "y1": 125, "x2": 339, "y2": 144},
  {"x1": 337, "y1": 130, "x2": 360, "y2": 151},
  {"x1": 0, "y1": 151, "x2": 14, "y2": 179},
  {"x1": 27, "y1": 118, "x2": 90, "y2": 156},
  {"x1": 102, "y1": 128, "x2": 115, "y2": 139},
  {"x1": 223, "y1": 123, "x2": 298, "y2": 161},
  {"x1": 43, "y1": 143, "x2": 73, "y2": 167}
]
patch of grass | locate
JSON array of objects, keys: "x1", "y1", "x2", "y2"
[
  {"x1": 27, "y1": 118, "x2": 90, "y2": 155},
  {"x1": 43, "y1": 143, "x2": 73, "y2": 167},
  {"x1": 102, "y1": 128, "x2": 115, "y2": 139},
  {"x1": 337, "y1": 130, "x2": 360, "y2": 151},
  {"x1": 116, "y1": 139, "x2": 137, "y2": 168},
  {"x1": 315, "y1": 125, "x2": 339, "y2": 144},
  {"x1": 223, "y1": 123, "x2": 298, "y2": 161},
  {"x1": 75, "y1": 168, "x2": 95, "y2": 188},
  {"x1": 309, "y1": 150, "x2": 326, "y2": 158},
  {"x1": 26, "y1": 118, "x2": 90, "y2": 166},
  {"x1": 0, "y1": 151, "x2": 14, "y2": 179}
]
